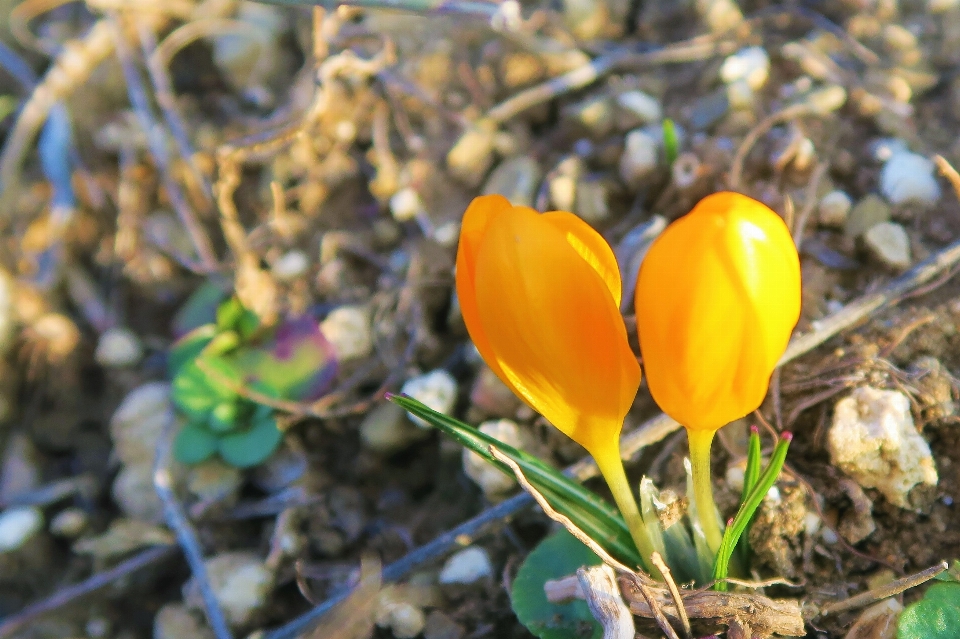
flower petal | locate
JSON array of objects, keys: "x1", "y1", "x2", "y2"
[
  {"x1": 635, "y1": 192, "x2": 801, "y2": 431},
  {"x1": 472, "y1": 206, "x2": 641, "y2": 452},
  {"x1": 541, "y1": 211, "x2": 623, "y2": 307},
  {"x1": 456, "y1": 194, "x2": 515, "y2": 387}
]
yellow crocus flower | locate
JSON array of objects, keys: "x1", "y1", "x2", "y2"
[{"x1": 634, "y1": 191, "x2": 802, "y2": 552}]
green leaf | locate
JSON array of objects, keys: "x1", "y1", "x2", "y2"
[
  {"x1": 168, "y1": 324, "x2": 217, "y2": 377},
  {"x1": 391, "y1": 395, "x2": 644, "y2": 568},
  {"x1": 218, "y1": 413, "x2": 282, "y2": 468},
  {"x1": 936, "y1": 560, "x2": 960, "y2": 583},
  {"x1": 209, "y1": 401, "x2": 240, "y2": 432},
  {"x1": 511, "y1": 529, "x2": 603, "y2": 639},
  {"x1": 713, "y1": 433, "x2": 792, "y2": 591},
  {"x1": 172, "y1": 280, "x2": 230, "y2": 337},
  {"x1": 898, "y1": 582, "x2": 960, "y2": 639},
  {"x1": 736, "y1": 427, "x2": 763, "y2": 566},
  {"x1": 216, "y1": 297, "x2": 260, "y2": 338},
  {"x1": 662, "y1": 119, "x2": 679, "y2": 165},
  {"x1": 172, "y1": 356, "x2": 242, "y2": 419},
  {"x1": 174, "y1": 423, "x2": 218, "y2": 464}
]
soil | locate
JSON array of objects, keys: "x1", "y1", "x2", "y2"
[{"x1": 1, "y1": 0, "x2": 960, "y2": 638}]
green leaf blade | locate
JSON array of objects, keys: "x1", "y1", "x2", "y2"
[{"x1": 511, "y1": 529, "x2": 603, "y2": 639}]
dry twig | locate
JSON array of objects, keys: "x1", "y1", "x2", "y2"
[{"x1": 819, "y1": 561, "x2": 948, "y2": 616}]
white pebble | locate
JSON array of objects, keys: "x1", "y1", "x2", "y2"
[
  {"x1": 50, "y1": 507, "x2": 88, "y2": 538},
  {"x1": 390, "y1": 187, "x2": 425, "y2": 222},
  {"x1": 271, "y1": 251, "x2": 309, "y2": 281},
  {"x1": 821, "y1": 527, "x2": 839, "y2": 544},
  {"x1": 619, "y1": 129, "x2": 658, "y2": 185},
  {"x1": 110, "y1": 383, "x2": 174, "y2": 467},
  {"x1": 377, "y1": 602, "x2": 426, "y2": 638},
  {"x1": 95, "y1": 327, "x2": 143, "y2": 368},
  {"x1": 187, "y1": 552, "x2": 272, "y2": 627},
  {"x1": 439, "y1": 546, "x2": 493, "y2": 584},
  {"x1": 463, "y1": 420, "x2": 524, "y2": 499},
  {"x1": 401, "y1": 370, "x2": 458, "y2": 428},
  {"x1": 549, "y1": 157, "x2": 581, "y2": 211},
  {"x1": 864, "y1": 222, "x2": 911, "y2": 269},
  {"x1": 433, "y1": 221, "x2": 460, "y2": 247},
  {"x1": 720, "y1": 46, "x2": 770, "y2": 91},
  {"x1": 880, "y1": 152, "x2": 941, "y2": 206},
  {"x1": 360, "y1": 402, "x2": 428, "y2": 454},
  {"x1": 818, "y1": 190, "x2": 853, "y2": 228},
  {"x1": 0, "y1": 506, "x2": 43, "y2": 551},
  {"x1": 828, "y1": 386, "x2": 938, "y2": 509},
  {"x1": 321, "y1": 305, "x2": 373, "y2": 361},
  {"x1": 616, "y1": 90, "x2": 663, "y2": 124},
  {"x1": 725, "y1": 79, "x2": 756, "y2": 110}
]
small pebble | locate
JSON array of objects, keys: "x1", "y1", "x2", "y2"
[
  {"x1": 574, "y1": 177, "x2": 610, "y2": 224},
  {"x1": 469, "y1": 365, "x2": 521, "y2": 417},
  {"x1": 95, "y1": 326, "x2": 144, "y2": 368},
  {"x1": 186, "y1": 459, "x2": 243, "y2": 504},
  {"x1": 271, "y1": 250, "x2": 309, "y2": 281},
  {"x1": 424, "y1": 611, "x2": 465, "y2": 639},
  {"x1": 828, "y1": 386, "x2": 938, "y2": 509},
  {"x1": 50, "y1": 508, "x2": 89, "y2": 538},
  {"x1": 463, "y1": 420, "x2": 525, "y2": 499},
  {"x1": 154, "y1": 604, "x2": 215, "y2": 639},
  {"x1": 616, "y1": 90, "x2": 663, "y2": 125},
  {"x1": 720, "y1": 46, "x2": 770, "y2": 91},
  {"x1": 376, "y1": 602, "x2": 426, "y2": 638},
  {"x1": 548, "y1": 157, "x2": 580, "y2": 211},
  {"x1": 360, "y1": 402, "x2": 429, "y2": 454},
  {"x1": 110, "y1": 382, "x2": 175, "y2": 467},
  {"x1": 390, "y1": 187, "x2": 425, "y2": 223},
  {"x1": 186, "y1": 552, "x2": 273, "y2": 627},
  {"x1": 805, "y1": 85, "x2": 847, "y2": 114},
  {"x1": 619, "y1": 129, "x2": 658, "y2": 185},
  {"x1": 321, "y1": 305, "x2": 373, "y2": 361},
  {"x1": 0, "y1": 506, "x2": 43, "y2": 551},
  {"x1": 482, "y1": 156, "x2": 541, "y2": 208},
  {"x1": 433, "y1": 221, "x2": 460, "y2": 247},
  {"x1": 400, "y1": 370, "x2": 458, "y2": 428},
  {"x1": 864, "y1": 221, "x2": 911, "y2": 269},
  {"x1": 439, "y1": 546, "x2": 493, "y2": 584},
  {"x1": 845, "y1": 194, "x2": 891, "y2": 239},
  {"x1": 112, "y1": 464, "x2": 165, "y2": 522},
  {"x1": 696, "y1": 0, "x2": 743, "y2": 32},
  {"x1": 879, "y1": 152, "x2": 941, "y2": 206},
  {"x1": 818, "y1": 190, "x2": 852, "y2": 228},
  {"x1": 447, "y1": 122, "x2": 497, "y2": 187},
  {"x1": 870, "y1": 138, "x2": 910, "y2": 163}
]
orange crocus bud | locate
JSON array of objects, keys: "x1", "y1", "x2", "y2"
[
  {"x1": 634, "y1": 191, "x2": 801, "y2": 432},
  {"x1": 457, "y1": 194, "x2": 657, "y2": 569},
  {"x1": 456, "y1": 194, "x2": 640, "y2": 456}
]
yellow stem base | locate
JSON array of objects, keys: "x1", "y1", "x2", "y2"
[{"x1": 687, "y1": 428, "x2": 723, "y2": 555}]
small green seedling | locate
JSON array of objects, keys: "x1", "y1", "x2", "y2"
[
  {"x1": 898, "y1": 578, "x2": 960, "y2": 639},
  {"x1": 169, "y1": 293, "x2": 336, "y2": 468}
]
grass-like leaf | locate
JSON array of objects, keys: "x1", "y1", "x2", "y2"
[
  {"x1": 736, "y1": 426, "x2": 763, "y2": 567},
  {"x1": 390, "y1": 394, "x2": 644, "y2": 567},
  {"x1": 713, "y1": 432, "x2": 792, "y2": 591},
  {"x1": 662, "y1": 118, "x2": 679, "y2": 165}
]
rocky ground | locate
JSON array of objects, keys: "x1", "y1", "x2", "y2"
[{"x1": 1, "y1": 0, "x2": 960, "y2": 637}]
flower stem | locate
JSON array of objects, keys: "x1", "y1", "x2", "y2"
[
  {"x1": 593, "y1": 445, "x2": 659, "y2": 576},
  {"x1": 687, "y1": 428, "x2": 723, "y2": 555}
]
